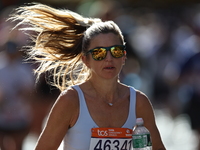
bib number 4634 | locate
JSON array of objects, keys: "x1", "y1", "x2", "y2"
[{"x1": 90, "y1": 138, "x2": 132, "y2": 150}]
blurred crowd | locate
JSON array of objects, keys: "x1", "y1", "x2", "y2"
[{"x1": 0, "y1": 0, "x2": 200, "y2": 150}]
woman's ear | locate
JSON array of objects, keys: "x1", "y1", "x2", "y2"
[{"x1": 82, "y1": 55, "x2": 90, "y2": 68}]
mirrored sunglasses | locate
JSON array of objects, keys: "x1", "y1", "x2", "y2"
[{"x1": 86, "y1": 45, "x2": 126, "y2": 61}]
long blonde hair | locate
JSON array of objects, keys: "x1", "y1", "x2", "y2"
[{"x1": 9, "y1": 3, "x2": 125, "y2": 91}]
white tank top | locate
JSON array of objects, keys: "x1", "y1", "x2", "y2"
[{"x1": 63, "y1": 85, "x2": 136, "y2": 150}]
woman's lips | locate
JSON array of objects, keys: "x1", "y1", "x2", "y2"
[{"x1": 104, "y1": 66, "x2": 115, "y2": 69}]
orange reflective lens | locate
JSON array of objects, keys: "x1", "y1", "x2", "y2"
[{"x1": 86, "y1": 45, "x2": 126, "y2": 61}]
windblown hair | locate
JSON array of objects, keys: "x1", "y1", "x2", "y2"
[{"x1": 9, "y1": 3, "x2": 124, "y2": 91}]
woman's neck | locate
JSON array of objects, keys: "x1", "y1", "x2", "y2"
[{"x1": 87, "y1": 78, "x2": 121, "y2": 104}]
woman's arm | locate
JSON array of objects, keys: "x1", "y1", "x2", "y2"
[
  {"x1": 136, "y1": 91, "x2": 166, "y2": 150},
  {"x1": 34, "y1": 87, "x2": 79, "y2": 150}
]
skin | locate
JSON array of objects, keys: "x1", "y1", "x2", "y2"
[{"x1": 34, "y1": 33, "x2": 166, "y2": 150}]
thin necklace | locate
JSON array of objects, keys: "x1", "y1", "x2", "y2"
[
  {"x1": 108, "y1": 102, "x2": 113, "y2": 106},
  {"x1": 101, "y1": 96, "x2": 115, "y2": 106},
  {"x1": 89, "y1": 81, "x2": 116, "y2": 106}
]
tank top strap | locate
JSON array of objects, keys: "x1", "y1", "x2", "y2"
[
  {"x1": 122, "y1": 86, "x2": 136, "y2": 129},
  {"x1": 72, "y1": 85, "x2": 86, "y2": 111},
  {"x1": 72, "y1": 85, "x2": 98, "y2": 127}
]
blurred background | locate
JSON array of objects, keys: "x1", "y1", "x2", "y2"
[{"x1": 0, "y1": 0, "x2": 200, "y2": 149}]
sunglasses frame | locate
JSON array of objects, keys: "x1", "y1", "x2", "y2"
[{"x1": 86, "y1": 45, "x2": 126, "y2": 61}]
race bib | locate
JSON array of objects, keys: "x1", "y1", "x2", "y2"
[{"x1": 89, "y1": 128, "x2": 132, "y2": 150}]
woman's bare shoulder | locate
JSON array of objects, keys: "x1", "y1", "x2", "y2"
[
  {"x1": 48, "y1": 87, "x2": 80, "y2": 128},
  {"x1": 52, "y1": 87, "x2": 79, "y2": 114},
  {"x1": 135, "y1": 90, "x2": 150, "y2": 104},
  {"x1": 59, "y1": 87, "x2": 78, "y2": 100},
  {"x1": 135, "y1": 90, "x2": 154, "y2": 117}
]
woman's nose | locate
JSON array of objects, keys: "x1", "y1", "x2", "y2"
[{"x1": 105, "y1": 51, "x2": 113, "y2": 61}]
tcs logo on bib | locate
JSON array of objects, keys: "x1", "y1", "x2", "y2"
[{"x1": 97, "y1": 130, "x2": 108, "y2": 136}]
